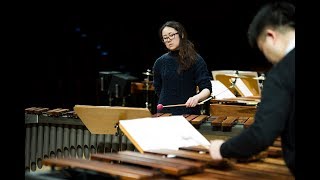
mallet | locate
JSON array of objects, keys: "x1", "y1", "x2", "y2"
[{"x1": 157, "y1": 96, "x2": 213, "y2": 111}]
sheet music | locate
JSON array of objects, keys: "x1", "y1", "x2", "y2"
[
  {"x1": 233, "y1": 78, "x2": 254, "y2": 97},
  {"x1": 119, "y1": 116, "x2": 210, "y2": 152},
  {"x1": 212, "y1": 70, "x2": 261, "y2": 96},
  {"x1": 211, "y1": 80, "x2": 236, "y2": 100}
]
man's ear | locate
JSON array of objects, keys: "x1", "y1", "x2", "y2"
[
  {"x1": 181, "y1": 33, "x2": 184, "y2": 39},
  {"x1": 265, "y1": 29, "x2": 276, "y2": 42}
]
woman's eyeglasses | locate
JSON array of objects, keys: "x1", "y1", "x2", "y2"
[{"x1": 162, "y1": 32, "x2": 179, "y2": 42}]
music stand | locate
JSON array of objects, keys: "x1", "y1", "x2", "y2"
[
  {"x1": 212, "y1": 70, "x2": 261, "y2": 96},
  {"x1": 74, "y1": 105, "x2": 152, "y2": 134}
]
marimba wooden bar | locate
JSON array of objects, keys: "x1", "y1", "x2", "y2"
[{"x1": 208, "y1": 116, "x2": 255, "y2": 132}]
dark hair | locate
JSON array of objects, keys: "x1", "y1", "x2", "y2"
[
  {"x1": 247, "y1": 1, "x2": 295, "y2": 48},
  {"x1": 159, "y1": 21, "x2": 197, "y2": 73}
]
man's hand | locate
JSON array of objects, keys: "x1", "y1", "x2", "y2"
[{"x1": 209, "y1": 140, "x2": 225, "y2": 160}]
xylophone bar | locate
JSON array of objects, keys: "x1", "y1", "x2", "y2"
[{"x1": 91, "y1": 151, "x2": 205, "y2": 176}]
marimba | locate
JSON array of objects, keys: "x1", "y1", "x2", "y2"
[
  {"x1": 209, "y1": 97, "x2": 259, "y2": 132},
  {"x1": 25, "y1": 107, "x2": 136, "y2": 172},
  {"x1": 210, "y1": 98, "x2": 259, "y2": 117},
  {"x1": 25, "y1": 107, "x2": 209, "y2": 172},
  {"x1": 35, "y1": 146, "x2": 294, "y2": 179},
  {"x1": 208, "y1": 116, "x2": 254, "y2": 132},
  {"x1": 25, "y1": 106, "x2": 289, "y2": 179},
  {"x1": 202, "y1": 116, "x2": 282, "y2": 159}
]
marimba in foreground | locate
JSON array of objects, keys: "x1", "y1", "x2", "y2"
[
  {"x1": 25, "y1": 105, "x2": 284, "y2": 179},
  {"x1": 24, "y1": 106, "x2": 209, "y2": 172},
  {"x1": 40, "y1": 146, "x2": 294, "y2": 179}
]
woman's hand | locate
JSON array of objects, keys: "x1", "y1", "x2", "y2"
[{"x1": 185, "y1": 95, "x2": 200, "y2": 107}]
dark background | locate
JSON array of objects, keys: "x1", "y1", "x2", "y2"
[
  {"x1": 16, "y1": 1, "x2": 310, "y2": 178},
  {"x1": 23, "y1": 0, "x2": 296, "y2": 110}
]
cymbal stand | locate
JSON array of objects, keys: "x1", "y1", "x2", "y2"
[
  {"x1": 229, "y1": 70, "x2": 240, "y2": 96},
  {"x1": 259, "y1": 73, "x2": 265, "y2": 90},
  {"x1": 144, "y1": 69, "x2": 152, "y2": 110},
  {"x1": 229, "y1": 70, "x2": 239, "y2": 88}
]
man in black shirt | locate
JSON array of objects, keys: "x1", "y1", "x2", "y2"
[{"x1": 209, "y1": 1, "x2": 295, "y2": 176}]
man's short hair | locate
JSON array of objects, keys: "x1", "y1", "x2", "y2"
[{"x1": 247, "y1": 1, "x2": 295, "y2": 48}]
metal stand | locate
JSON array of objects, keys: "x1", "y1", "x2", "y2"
[
  {"x1": 258, "y1": 73, "x2": 266, "y2": 90},
  {"x1": 142, "y1": 69, "x2": 153, "y2": 110},
  {"x1": 229, "y1": 70, "x2": 240, "y2": 96}
]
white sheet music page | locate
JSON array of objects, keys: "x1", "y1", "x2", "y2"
[
  {"x1": 211, "y1": 80, "x2": 236, "y2": 100},
  {"x1": 233, "y1": 78, "x2": 254, "y2": 97},
  {"x1": 119, "y1": 116, "x2": 210, "y2": 152}
]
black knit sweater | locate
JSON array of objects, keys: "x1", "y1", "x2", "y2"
[{"x1": 153, "y1": 51, "x2": 212, "y2": 115}]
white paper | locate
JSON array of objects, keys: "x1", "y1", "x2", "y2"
[
  {"x1": 232, "y1": 78, "x2": 254, "y2": 97},
  {"x1": 119, "y1": 116, "x2": 210, "y2": 152},
  {"x1": 211, "y1": 80, "x2": 236, "y2": 100},
  {"x1": 212, "y1": 70, "x2": 261, "y2": 96}
]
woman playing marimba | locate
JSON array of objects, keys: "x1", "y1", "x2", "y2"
[{"x1": 153, "y1": 21, "x2": 212, "y2": 115}]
